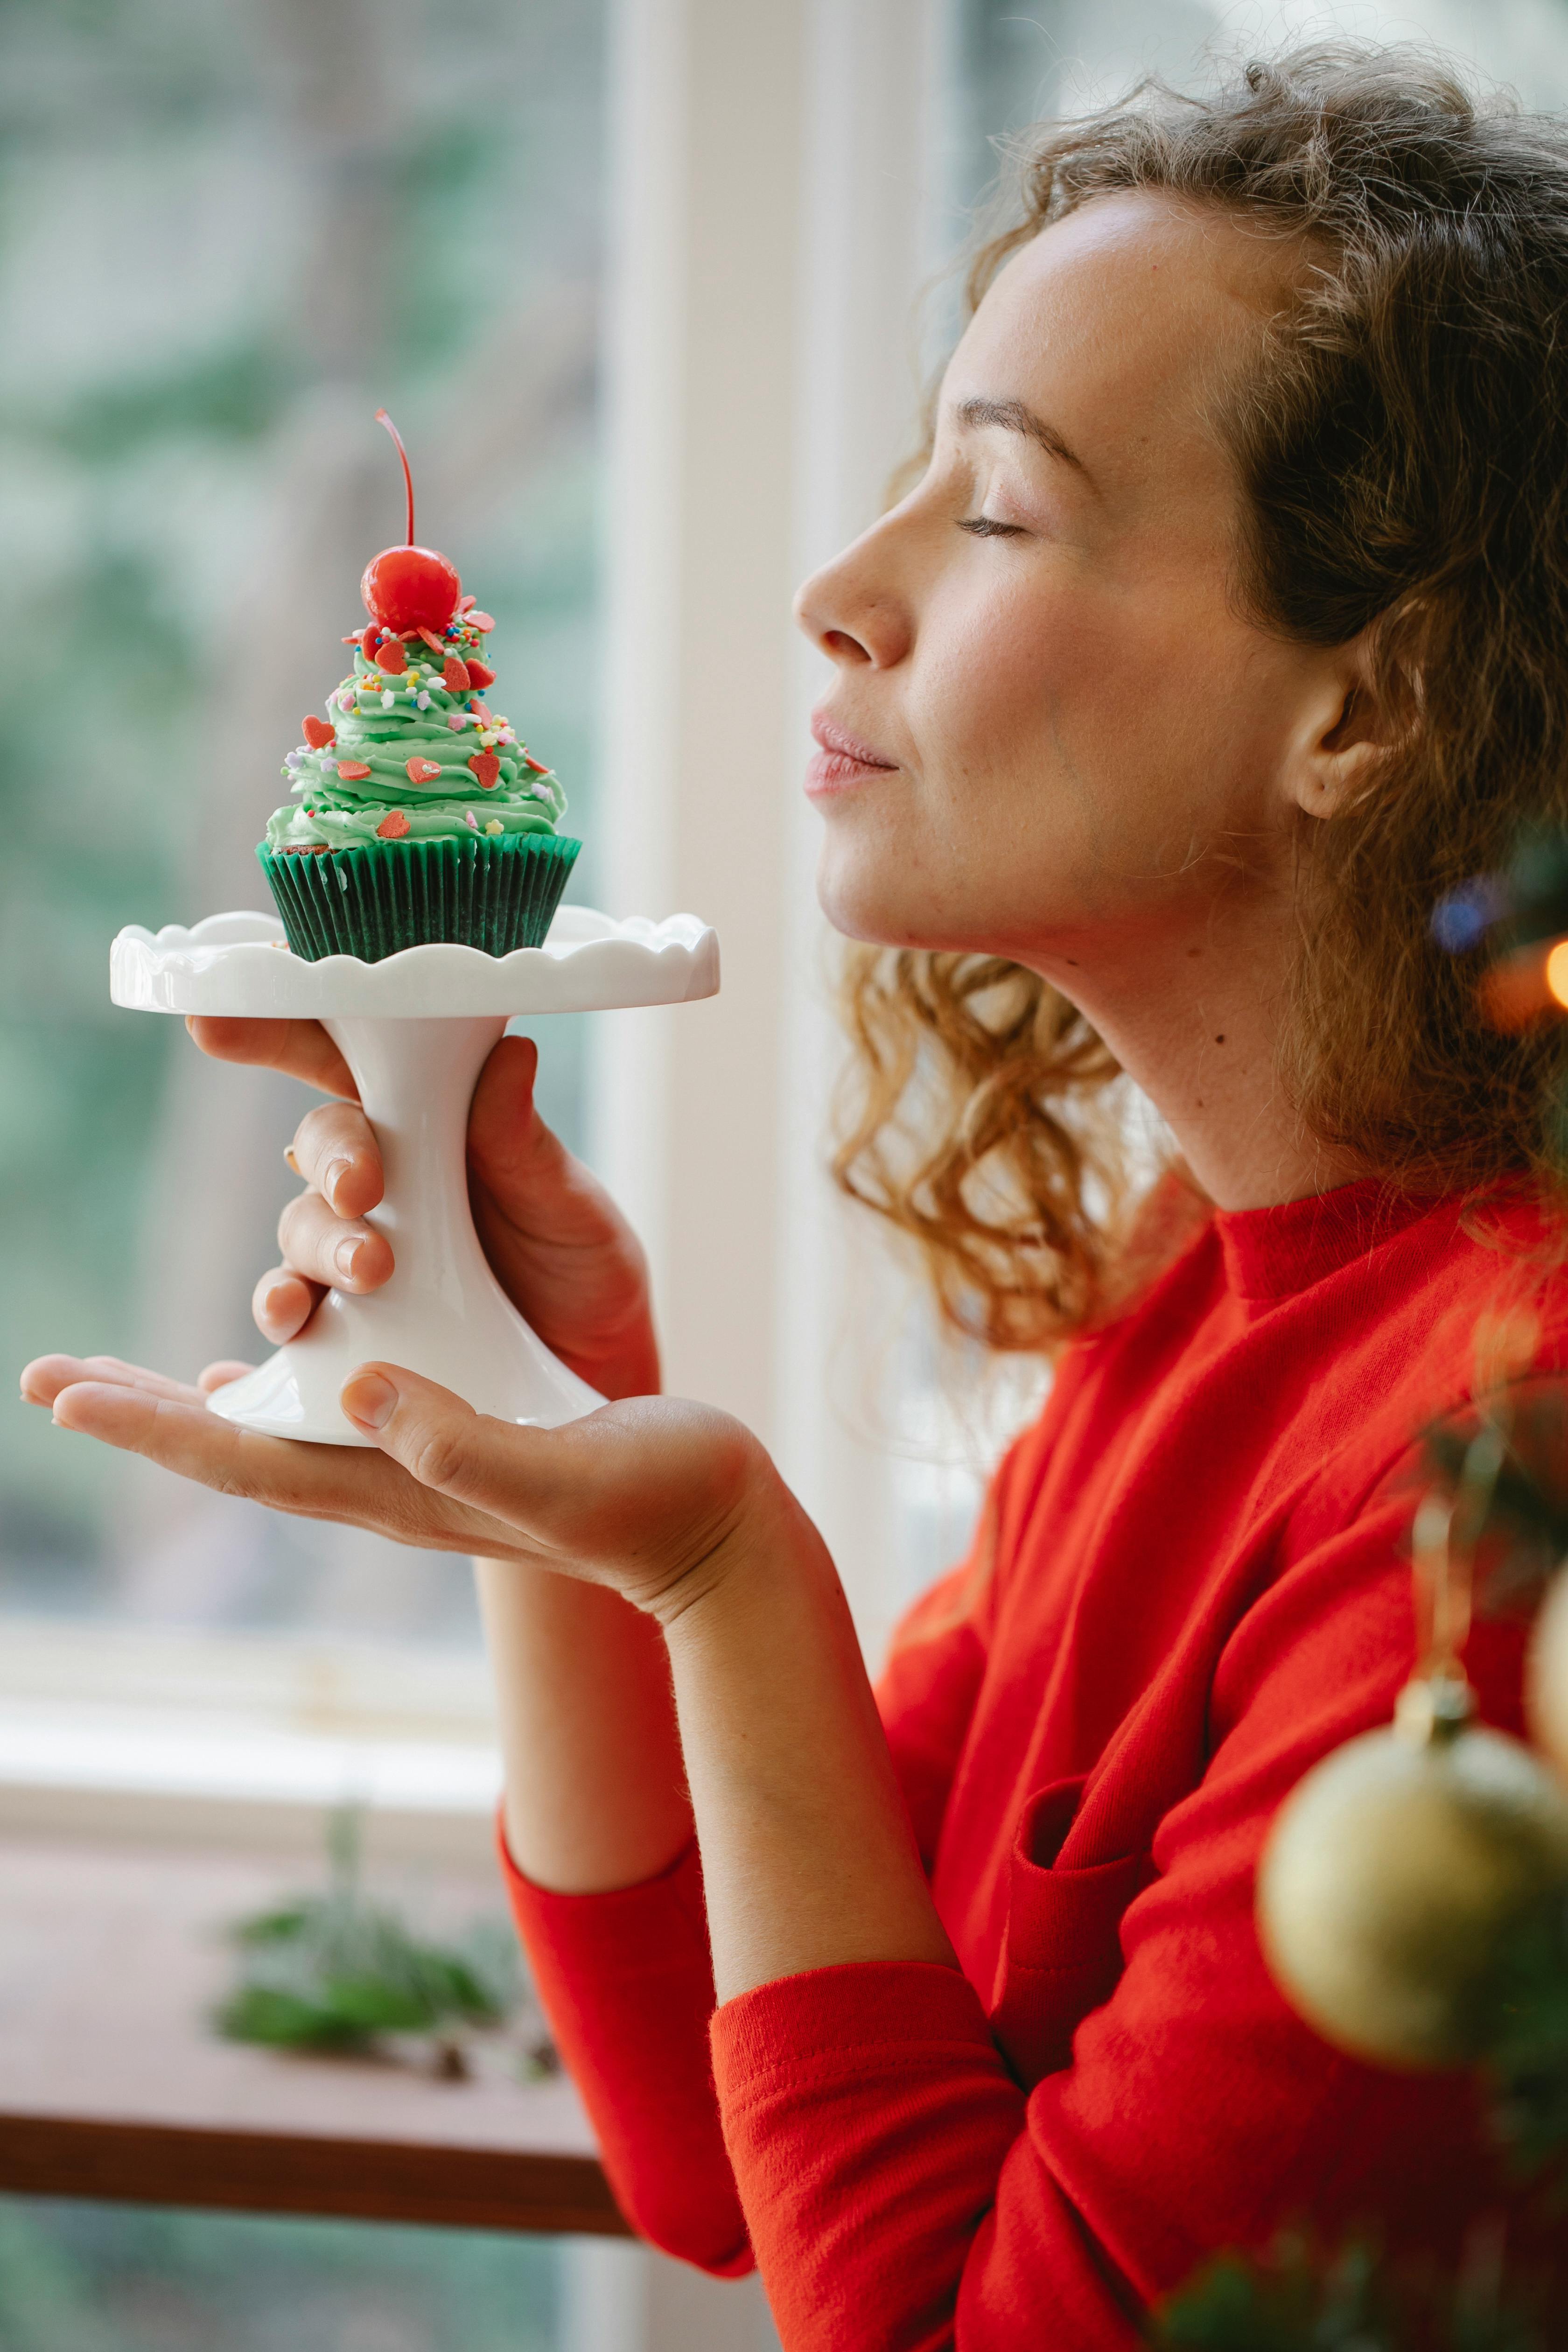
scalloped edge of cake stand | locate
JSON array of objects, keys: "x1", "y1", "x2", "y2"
[{"x1": 110, "y1": 905, "x2": 720, "y2": 1018}]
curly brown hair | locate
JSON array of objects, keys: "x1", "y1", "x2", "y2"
[{"x1": 833, "y1": 45, "x2": 1568, "y2": 1353}]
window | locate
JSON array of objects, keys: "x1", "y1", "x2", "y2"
[{"x1": 0, "y1": 0, "x2": 605, "y2": 1657}]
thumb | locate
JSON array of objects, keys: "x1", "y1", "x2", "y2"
[
  {"x1": 341, "y1": 1362, "x2": 576, "y2": 1536},
  {"x1": 340, "y1": 1363, "x2": 766, "y2": 1602}
]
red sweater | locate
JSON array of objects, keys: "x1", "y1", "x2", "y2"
[{"x1": 504, "y1": 1181, "x2": 1564, "y2": 2349}]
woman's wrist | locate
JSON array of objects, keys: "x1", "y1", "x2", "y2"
[{"x1": 648, "y1": 1470, "x2": 956, "y2": 2002}]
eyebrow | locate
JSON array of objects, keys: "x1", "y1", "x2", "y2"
[{"x1": 953, "y1": 396, "x2": 1090, "y2": 478}]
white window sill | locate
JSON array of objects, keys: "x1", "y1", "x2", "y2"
[{"x1": 0, "y1": 1616, "x2": 501, "y2": 1865}]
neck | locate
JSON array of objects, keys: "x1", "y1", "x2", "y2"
[{"x1": 1026, "y1": 887, "x2": 1358, "y2": 1213}]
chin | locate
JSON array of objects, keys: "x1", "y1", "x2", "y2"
[{"x1": 813, "y1": 842, "x2": 971, "y2": 953}]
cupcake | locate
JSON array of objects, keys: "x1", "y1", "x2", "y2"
[{"x1": 259, "y1": 413, "x2": 580, "y2": 962}]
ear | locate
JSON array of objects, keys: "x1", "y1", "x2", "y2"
[{"x1": 1285, "y1": 639, "x2": 1392, "y2": 823}]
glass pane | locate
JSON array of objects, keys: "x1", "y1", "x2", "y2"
[
  {"x1": 0, "y1": 0, "x2": 606, "y2": 1638},
  {"x1": 944, "y1": 0, "x2": 1568, "y2": 218},
  {"x1": 0, "y1": 2198, "x2": 559, "y2": 2352}
]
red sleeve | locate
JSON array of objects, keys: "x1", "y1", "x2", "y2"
[
  {"x1": 497, "y1": 1508, "x2": 1003, "y2": 2275},
  {"x1": 708, "y1": 1485, "x2": 1523, "y2": 2350},
  {"x1": 500, "y1": 1831, "x2": 751, "y2": 2271}
]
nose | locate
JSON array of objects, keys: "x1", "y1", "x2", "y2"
[{"x1": 793, "y1": 519, "x2": 913, "y2": 670}]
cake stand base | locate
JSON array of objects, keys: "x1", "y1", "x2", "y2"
[{"x1": 207, "y1": 1013, "x2": 602, "y2": 1446}]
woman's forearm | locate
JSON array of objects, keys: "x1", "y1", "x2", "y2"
[
  {"x1": 474, "y1": 1558, "x2": 693, "y2": 1893},
  {"x1": 657, "y1": 1482, "x2": 957, "y2": 2003}
]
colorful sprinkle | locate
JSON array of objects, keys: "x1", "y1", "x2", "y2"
[
  {"x1": 484, "y1": 818, "x2": 504, "y2": 835},
  {"x1": 468, "y1": 751, "x2": 500, "y2": 791},
  {"x1": 336, "y1": 759, "x2": 371, "y2": 781},
  {"x1": 406, "y1": 756, "x2": 443, "y2": 784},
  {"x1": 416, "y1": 690, "x2": 431, "y2": 710},
  {"x1": 302, "y1": 715, "x2": 336, "y2": 749},
  {"x1": 381, "y1": 690, "x2": 396, "y2": 710},
  {"x1": 464, "y1": 810, "x2": 479, "y2": 830},
  {"x1": 377, "y1": 809, "x2": 411, "y2": 840},
  {"x1": 446, "y1": 713, "x2": 469, "y2": 731}
]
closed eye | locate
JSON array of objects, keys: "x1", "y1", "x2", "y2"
[{"x1": 956, "y1": 516, "x2": 1027, "y2": 539}]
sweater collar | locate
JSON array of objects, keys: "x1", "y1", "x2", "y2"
[{"x1": 1213, "y1": 1178, "x2": 1444, "y2": 1303}]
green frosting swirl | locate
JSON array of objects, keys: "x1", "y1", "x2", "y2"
[{"x1": 265, "y1": 608, "x2": 568, "y2": 854}]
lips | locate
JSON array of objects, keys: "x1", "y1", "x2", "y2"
[{"x1": 806, "y1": 711, "x2": 897, "y2": 798}]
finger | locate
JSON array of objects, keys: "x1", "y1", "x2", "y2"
[
  {"x1": 277, "y1": 1192, "x2": 393, "y2": 1294},
  {"x1": 186, "y1": 1016, "x2": 357, "y2": 1101},
  {"x1": 252, "y1": 1268, "x2": 322, "y2": 1344},
  {"x1": 47, "y1": 1379, "x2": 515, "y2": 1556},
  {"x1": 198, "y1": 1360, "x2": 259, "y2": 1393},
  {"x1": 289, "y1": 1100, "x2": 384, "y2": 1218},
  {"x1": 467, "y1": 1034, "x2": 539, "y2": 1186},
  {"x1": 22, "y1": 1353, "x2": 212, "y2": 1411}
]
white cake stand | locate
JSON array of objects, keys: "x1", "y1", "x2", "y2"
[{"x1": 111, "y1": 907, "x2": 720, "y2": 1445}]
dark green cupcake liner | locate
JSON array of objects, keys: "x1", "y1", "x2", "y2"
[{"x1": 257, "y1": 833, "x2": 581, "y2": 963}]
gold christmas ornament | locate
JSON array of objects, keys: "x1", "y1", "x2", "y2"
[
  {"x1": 1257, "y1": 1677, "x2": 1568, "y2": 2069},
  {"x1": 1257, "y1": 1430, "x2": 1568, "y2": 2071},
  {"x1": 1526, "y1": 1565, "x2": 1568, "y2": 1776}
]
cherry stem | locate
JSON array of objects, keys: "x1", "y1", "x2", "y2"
[{"x1": 374, "y1": 408, "x2": 415, "y2": 544}]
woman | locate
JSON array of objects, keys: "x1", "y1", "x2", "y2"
[{"x1": 25, "y1": 47, "x2": 1568, "y2": 2347}]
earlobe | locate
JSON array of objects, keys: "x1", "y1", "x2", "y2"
[
  {"x1": 1295, "y1": 736, "x2": 1386, "y2": 822},
  {"x1": 1289, "y1": 662, "x2": 1390, "y2": 822}
]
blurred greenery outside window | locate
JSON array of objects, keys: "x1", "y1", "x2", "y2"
[
  {"x1": 0, "y1": 0, "x2": 605, "y2": 1640},
  {"x1": 0, "y1": 2198, "x2": 561, "y2": 2352}
]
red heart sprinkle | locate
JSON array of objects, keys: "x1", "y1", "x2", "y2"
[
  {"x1": 468, "y1": 752, "x2": 500, "y2": 791},
  {"x1": 470, "y1": 699, "x2": 494, "y2": 725},
  {"x1": 359, "y1": 623, "x2": 380, "y2": 657},
  {"x1": 406, "y1": 756, "x2": 443, "y2": 784},
  {"x1": 468, "y1": 610, "x2": 496, "y2": 632},
  {"x1": 465, "y1": 659, "x2": 495, "y2": 689},
  {"x1": 416, "y1": 626, "x2": 447, "y2": 653},
  {"x1": 377, "y1": 809, "x2": 411, "y2": 840},
  {"x1": 442, "y1": 655, "x2": 470, "y2": 693},
  {"x1": 302, "y1": 715, "x2": 336, "y2": 749},
  {"x1": 377, "y1": 638, "x2": 407, "y2": 674},
  {"x1": 523, "y1": 752, "x2": 551, "y2": 774},
  {"x1": 460, "y1": 595, "x2": 476, "y2": 611},
  {"x1": 336, "y1": 759, "x2": 372, "y2": 781}
]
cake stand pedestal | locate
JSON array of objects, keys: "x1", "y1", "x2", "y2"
[{"x1": 110, "y1": 907, "x2": 719, "y2": 1446}]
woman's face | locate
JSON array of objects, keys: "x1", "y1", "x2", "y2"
[{"x1": 797, "y1": 190, "x2": 1339, "y2": 976}]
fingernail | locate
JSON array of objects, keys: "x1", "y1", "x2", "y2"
[
  {"x1": 334, "y1": 1235, "x2": 363, "y2": 1283},
  {"x1": 283, "y1": 1145, "x2": 301, "y2": 1176},
  {"x1": 343, "y1": 1371, "x2": 397, "y2": 1430},
  {"x1": 324, "y1": 1156, "x2": 352, "y2": 1209}
]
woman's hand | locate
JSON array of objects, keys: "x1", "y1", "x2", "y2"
[
  {"x1": 21, "y1": 1350, "x2": 955, "y2": 1994},
  {"x1": 20, "y1": 1352, "x2": 760, "y2": 1622},
  {"x1": 187, "y1": 1015, "x2": 659, "y2": 1401}
]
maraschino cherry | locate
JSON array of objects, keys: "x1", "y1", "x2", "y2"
[{"x1": 359, "y1": 410, "x2": 462, "y2": 636}]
